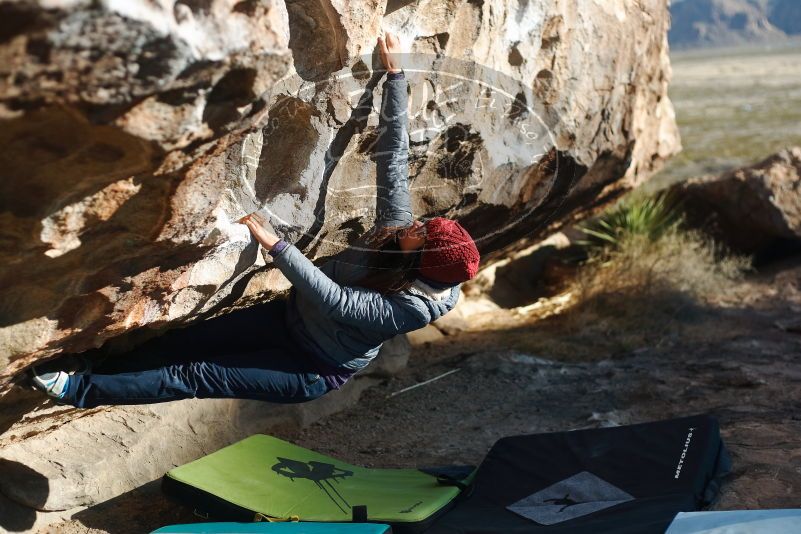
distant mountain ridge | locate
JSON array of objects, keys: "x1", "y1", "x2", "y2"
[{"x1": 670, "y1": 0, "x2": 801, "y2": 49}]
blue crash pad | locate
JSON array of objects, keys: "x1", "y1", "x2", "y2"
[{"x1": 665, "y1": 510, "x2": 801, "y2": 534}]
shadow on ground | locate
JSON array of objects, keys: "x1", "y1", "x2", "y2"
[
  {"x1": 0, "y1": 460, "x2": 49, "y2": 532},
  {"x1": 71, "y1": 479, "x2": 197, "y2": 534}
]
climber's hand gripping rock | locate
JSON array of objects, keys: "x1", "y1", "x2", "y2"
[
  {"x1": 239, "y1": 211, "x2": 281, "y2": 250},
  {"x1": 378, "y1": 30, "x2": 402, "y2": 74}
]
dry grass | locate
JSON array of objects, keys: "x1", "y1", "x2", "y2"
[
  {"x1": 511, "y1": 190, "x2": 753, "y2": 359},
  {"x1": 448, "y1": 195, "x2": 754, "y2": 361},
  {"x1": 552, "y1": 225, "x2": 752, "y2": 355},
  {"x1": 458, "y1": 225, "x2": 753, "y2": 363},
  {"x1": 577, "y1": 228, "x2": 751, "y2": 305}
]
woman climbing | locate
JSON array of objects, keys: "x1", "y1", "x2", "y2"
[{"x1": 30, "y1": 32, "x2": 480, "y2": 408}]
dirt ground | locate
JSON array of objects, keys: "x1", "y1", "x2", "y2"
[{"x1": 38, "y1": 255, "x2": 801, "y2": 533}]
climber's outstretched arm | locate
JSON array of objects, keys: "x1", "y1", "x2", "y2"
[
  {"x1": 239, "y1": 213, "x2": 430, "y2": 333},
  {"x1": 375, "y1": 32, "x2": 413, "y2": 229},
  {"x1": 269, "y1": 242, "x2": 430, "y2": 333}
]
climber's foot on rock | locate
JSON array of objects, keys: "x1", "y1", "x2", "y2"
[
  {"x1": 30, "y1": 369, "x2": 70, "y2": 399},
  {"x1": 29, "y1": 355, "x2": 91, "y2": 399}
]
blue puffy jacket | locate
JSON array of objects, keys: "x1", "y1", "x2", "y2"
[{"x1": 270, "y1": 73, "x2": 461, "y2": 372}]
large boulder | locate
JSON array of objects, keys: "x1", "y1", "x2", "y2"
[
  {"x1": 669, "y1": 147, "x2": 801, "y2": 258},
  {"x1": 0, "y1": 0, "x2": 679, "y2": 385},
  {"x1": 0, "y1": 0, "x2": 680, "y2": 525}
]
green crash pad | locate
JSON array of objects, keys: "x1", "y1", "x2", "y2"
[
  {"x1": 153, "y1": 522, "x2": 391, "y2": 533},
  {"x1": 162, "y1": 435, "x2": 469, "y2": 531}
]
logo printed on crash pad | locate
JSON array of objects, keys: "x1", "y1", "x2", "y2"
[
  {"x1": 507, "y1": 471, "x2": 634, "y2": 525},
  {"x1": 543, "y1": 493, "x2": 581, "y2": 512},
  {"x1": 271, "y1": 457, "x2": 354, "y2": 514}
]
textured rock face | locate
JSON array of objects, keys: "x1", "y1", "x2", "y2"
[
  {"x1": 0, "y1": 0, "x2": 679, "y2": 385},
  {"x1": 0, "y1": 0, "x2": 680, "y2": 523},
  {"x1": 670, "y1": 147, "x2": 801, "y2": 256}
]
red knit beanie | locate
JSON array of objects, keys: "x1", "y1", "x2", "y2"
[{"x1": 419, "y1": 217, "x2": 480, "y2": 285}]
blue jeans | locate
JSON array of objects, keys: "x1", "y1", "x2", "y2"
[{"x1": 65, "y1": 299, "x2": 330, "y2": 408}]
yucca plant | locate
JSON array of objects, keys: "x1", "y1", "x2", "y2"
[{"x1": 578, "y1": 192, "x2": 682, "y2": 256}]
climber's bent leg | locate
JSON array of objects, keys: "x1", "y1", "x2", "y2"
[{"x1": 64, "y1": 349, "x2": 329, "y2": 408}]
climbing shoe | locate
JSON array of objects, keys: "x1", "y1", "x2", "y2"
[
  {"x1": 29, "y1": 355, "x2": 91, "y2": 400},
  {"x1": 30, "y1": 369, "x2": 70, "y2": 399}
]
